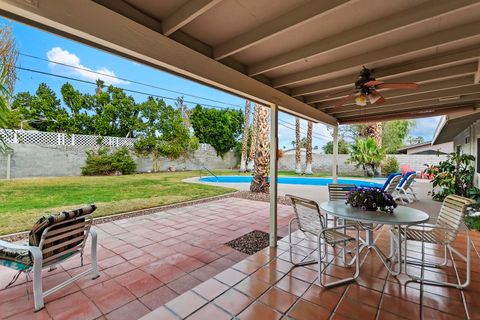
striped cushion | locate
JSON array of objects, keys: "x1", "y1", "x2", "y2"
[{"x1": 0, "y1": 245, "x2": 32, "y2": 270}]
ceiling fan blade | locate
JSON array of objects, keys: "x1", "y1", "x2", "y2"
[
  {"x1": 364, "y1": 80, "x2": 384, "y2": 87},
  {"x1": 377, "y1": 83, "x2": 418, "y2": 90},
  {"x1": 334, "y1": 92, "x2": 357, "y2": 107}
]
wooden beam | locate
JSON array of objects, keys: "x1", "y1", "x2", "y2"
[
  {"x1": 273, "y1": 20, "x2": 480, "y2": 88},
  {"x1": 339, "y1": 105, "x2": 476, "y2": 124},
  {"x1": 248, "y1": 0, "x2": 478, "y2": 76},
  {"x1": 0, "y1": 0, "x2": 337, "y2": 126},
  {"x1": 212, "y1": 0, "x2": 348, "y2": 60},
  {"x1": 329, "y1": 84, "x2": 480, "y2": 115},
  {"x1": 162, "y1": 0, "x2": 222, "y2": 36},
  {"x1": 336, "y1": 93, "x2": 480, "y2": 119},
  {"x1": 316, "y1": 75, "x2": 476, "y2": 108},
  {"x1": 292, "y1": 49, "x2": 480, "y2": 97}
]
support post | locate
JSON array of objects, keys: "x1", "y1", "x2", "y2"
[
  {"x1": 6, "y1": 152, "x2": 11, "y2": 180},
  {"x1": 269, "y1": 104, "x2": 278, "y2": 248},
  {"x1": 332, "y1": 126, "x2": 339, "y2": 183}
]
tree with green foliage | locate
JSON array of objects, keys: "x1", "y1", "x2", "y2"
[
  {"x1": 134, "y1": 98, "x2": 198, "y2": 171},
  {"x1": 322, "y1": 138, "x2": 350, "y2": 154},
  {"x1": 0, "y1": 24, "x2": 18, "y2": 151},
  {"x1": 405, "y1": 135, "x2": 425, "y2": 145},
  {"x1": 347, "y1": 137, "x2": 385, "y2": 177},
  {"x1": 381, "y1": 120, "x2": 415, "y2": 154},
  {"x1": 190, "y1": 104, "x2": 243, "y2": 158}
]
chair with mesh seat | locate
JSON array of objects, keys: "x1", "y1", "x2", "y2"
[
  {"x1": 327, "y1": 184, "x2": 356, "y2": 226},
  {"x1": 383, "y1": 174, "x2": 402, "y2": 196},
  {"x1": 392, "y1": 195, "x2": 474, "y2": 288},
  {"x1": 286, "y1": 194, "x2": 360, "y2": 287},
  {"x1": 0, "y1": 205, "x2": 99, "y2": 311}
]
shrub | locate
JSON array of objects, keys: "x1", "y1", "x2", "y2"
[
  {"x1": 381, "y1": 156, "x2": 399, "y2": 176},
  {"x1": 82, "y1": 147, "x2": 136, "y2": 176}
]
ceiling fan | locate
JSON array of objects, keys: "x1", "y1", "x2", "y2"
[{"x1": 334, "y1": 67, "x2": 418, "y2": 107}]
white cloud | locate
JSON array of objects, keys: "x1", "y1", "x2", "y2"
[{"x1": 46, "y1": 47, "x2": 129, "y2": 86}]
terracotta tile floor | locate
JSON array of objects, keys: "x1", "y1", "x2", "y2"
[
  {"x1": 1, "y1": 196, "x2": 479, "y2": 319},
  {"x1": 142, "y1": 227, "x2": 480, "y2": 320},
  {"x1": 0, "y1": 198, "x2": 293, "y2": 320}
]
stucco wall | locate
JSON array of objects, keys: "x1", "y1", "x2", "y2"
[{"x1": 0, "y1": 143, "x2": 237, "y2": 179}]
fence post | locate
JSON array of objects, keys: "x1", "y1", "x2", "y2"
[{"x1": 71, "y1": 134, "x2": 75, "y2": 146}]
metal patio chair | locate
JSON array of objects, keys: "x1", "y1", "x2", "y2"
[
  {"x1": 327, "y1": 183, "x2": 356, "y2": 226},
  {"x1": 0, "y1": 205, "x2": 99, "y2": 311},
  {"x1": 392, "y1": 195, "x2": 474, "y2": 289},
  {"x1": 286, "y1": 194, "x2": 360, "y2": 287}
]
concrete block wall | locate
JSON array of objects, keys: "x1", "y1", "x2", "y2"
[
  {"x1": 278, "y1": 153, "x2": 448, "y2": 175},
  {"x1": 0, "y1": 143, "x2": 238, "y2": 179}
]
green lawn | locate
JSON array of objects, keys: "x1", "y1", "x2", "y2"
[
  {"x1": 0, "y1": 170, "x2": 237, "y2": 235},
  {"x1": 0, "y1": 169, "x2": 357, "y2": 235}
]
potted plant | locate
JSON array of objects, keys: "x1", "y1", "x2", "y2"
[{"x1": 346, "y1": 187, "x2": 397, "y2": 214}]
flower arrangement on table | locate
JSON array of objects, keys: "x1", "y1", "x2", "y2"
[{"x1": 346, "y1": 187, "x2": 397, "y2": 214}]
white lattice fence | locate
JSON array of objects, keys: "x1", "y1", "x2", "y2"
[{"x1": 0, "y1": 129, "x2": 137, "y2": 148}]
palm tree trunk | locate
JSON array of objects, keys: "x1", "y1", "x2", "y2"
[
  {"x1": 362, "y1": 122, "x2": 383, "y2": 147},
  {"x1": 247, "y1": 104, "x2": 259, "y2": 171},
  {"x1": 239, "y1": 100, "x2": 251, "y2": 172},
  {"x1": 295, "y1": 117, "x2": 302, "y2": 174},
  {"x1": 305, "y1": 121, "x2": 313, "y2": 174},
  {"x1": 250, "y1": 105, "x2": 270, "y2": 193}
]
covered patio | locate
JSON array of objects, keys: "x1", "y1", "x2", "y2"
[{"x1": 1, "y1": 0, "x2": 480, "y2": 319}]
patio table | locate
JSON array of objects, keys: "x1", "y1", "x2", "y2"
[{"x1": 319, "y1": 200, "x2": 429, "y2": 276}]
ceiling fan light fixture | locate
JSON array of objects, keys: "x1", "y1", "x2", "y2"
[
  {"x1": 355, "y1": 94, "x2": 367, "y2": 106},
  {"x1": 367, "y1": 91, "x2": 382, "y2": 104}
]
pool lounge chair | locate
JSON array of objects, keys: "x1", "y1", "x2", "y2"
[
  {"x1": 395, "y1": 172, "x2": 417, "y2": 204},
  {"x1": 382, "y1": 174, "x2": 402, "y2": 196},
  {"x1": 0, "y1": 205, "x2": 99, "y2": 311}
]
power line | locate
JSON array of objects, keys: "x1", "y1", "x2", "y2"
[
  {"x1": 16, "y1": 65, "x2": 332, "y2": 141},
  {"x1": 19, "y1": 52, "x2": 244, "y2": 108}
]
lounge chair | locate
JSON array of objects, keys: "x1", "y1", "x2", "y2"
[
  {"x1": 382, "y1": 174, "x2": 402, "y2": 196},
  {"x1": 395, "y1": 172, "x2": 417, "y2": 204},
  {"x1": 286, "y1": 194, "x2": 360, "y2": 287},
  {"x1": 0, "y1": 205, "x2": 99, "y2": 311},
  {"x1": 392, "y1": 195, "x2": 474, "y2": 288}
]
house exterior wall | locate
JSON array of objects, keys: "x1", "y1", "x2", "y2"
[{"x1": 451, "y1": 120, "x2": 480, "y2": 186}]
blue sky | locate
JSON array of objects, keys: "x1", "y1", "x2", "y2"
[{"x1": 3, "y1": 17, "x2": 440, "y2": 149}]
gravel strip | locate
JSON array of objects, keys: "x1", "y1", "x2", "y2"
[
  {"x1": 231, "y1": 191, "x2": 292, "y2": 205},
  {"x1": 225, "y1": 230, "x2": 281, "y2": 255}
]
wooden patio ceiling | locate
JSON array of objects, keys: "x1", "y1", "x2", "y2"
[{"x1": 1, "y1": 0, "x2": 480, "y2": 125}]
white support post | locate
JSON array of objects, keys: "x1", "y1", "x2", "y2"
[
  {"x1": 269, "y1": 104, "x2": 278, "y2": 248},
  {"x1": 332, "y1": 126, "x2": 339, "y2": 183},
  {"x1": 6, "y1": 152, "x2": 11, "y2": 180}
]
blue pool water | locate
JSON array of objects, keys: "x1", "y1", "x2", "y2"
[{"x1": 200, "y1": 176, "x2": 383, "y2": 188}]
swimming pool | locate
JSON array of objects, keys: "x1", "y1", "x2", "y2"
[{"x1": 199, "y1": 176, "x2": 383, "y2": 188}]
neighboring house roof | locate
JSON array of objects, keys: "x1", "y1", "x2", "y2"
[
  {"x1": 397, "y1": 142, "x2": 432, "y2": 152},
  {"x1": 433, "y1": 110, "x2": 480, "y2": 144}
]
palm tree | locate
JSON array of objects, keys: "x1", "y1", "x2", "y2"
[
  {"x1": 239, "y1": 100, "x2": 251, "y2": 172},
  {"x1": 305, "y1": 121, "x2": 313, "y2": 174},
  {"x1": 250, "y1": 105, "x2": 270, "y2": 193},
  {"x1": 95, "y1": 79, "x2": 105, "y2": 97},
  {"x1": 247, "y1": 104, "x2": 259, "y2": 171},
  {"x1": 347, "y1": 137, "x2": 385, "y2": 177},
  {"x1": 295, "y1": 117, "x2": 302, "y2": 174},
  {"x1": 362, "y1": 122, "x2": 383, "y2": 147}
]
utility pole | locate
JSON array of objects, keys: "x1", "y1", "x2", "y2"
[{"x1": 177, "y1": 96, "x2": 185, "y2": 118}]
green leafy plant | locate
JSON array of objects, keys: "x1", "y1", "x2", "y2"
[
  {"x1": 347, "y1": 137, "x2": 385, "y2": 177},
  {"x1": 322, "y1": 138, "x2": 350, "y2": 154},
  {"x1": 190, "y1": 104, "x2": 243, "y2": 158},
  {"x1": 82, "y1": 147, "x2": 136, "y2": 176},
  {"x1": 134, "y1": 98, "x2": 198, "y2": 171},
  {"x1": 381, "y1": 156, "x2": 399, "y2": 176},
  {"x1": 426, "y1": 153, "x2": 480, "y2": 201}
]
